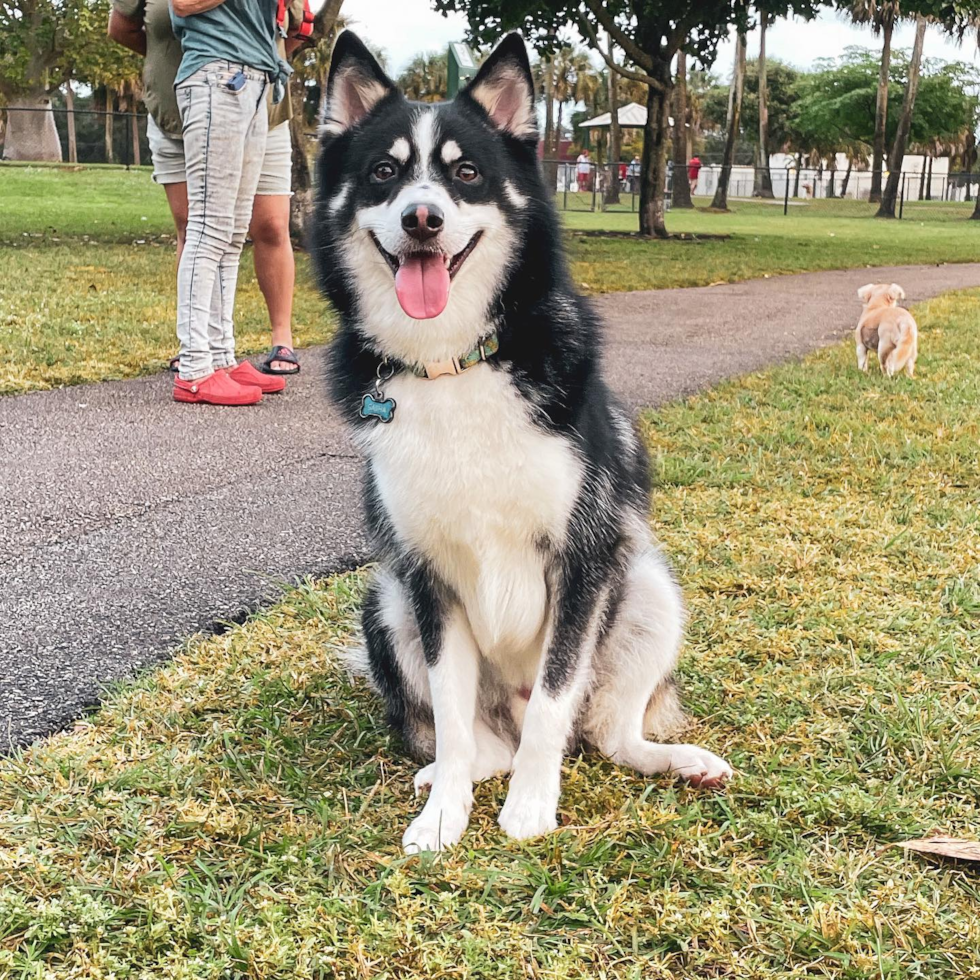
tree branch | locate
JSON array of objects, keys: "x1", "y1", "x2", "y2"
[
  {"x1": 577, "y1": 13, "x2": 664, "y2": 91},
  {"x1": 581, "y1": 0, "x2": 653, "y2": 71}
]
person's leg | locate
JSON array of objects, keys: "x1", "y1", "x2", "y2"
[
  {"x1": 250, "y1": 195, "x2": 295, "y2": 371},
  {"x1": 211, "y1": 77, "x2": 270, "y2": 372},
  {"x1": 252, "y1": 122, "x2": 296, "y2": 373},
  {"x1": 176, "y1": 68, "x2": 248, "y2": 381},
  {"x1": 162, "y1": 183, "x2": 188, "y2": 260}
]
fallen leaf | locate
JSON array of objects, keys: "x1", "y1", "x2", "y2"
[{"x1": 896, "y1": 837, "x2": 980, "y2": 863}]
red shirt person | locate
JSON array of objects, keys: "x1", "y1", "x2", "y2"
[{"x1": 687, "y1": 155, "x2": 702, "y2": 194}]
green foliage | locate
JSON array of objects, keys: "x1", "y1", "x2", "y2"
[
  {"x1": 791, "y1": 47, "x2": 979, "y2": 159},
  {"x1": 0, "y1": 0, "x2": 141, "y2": 98}
]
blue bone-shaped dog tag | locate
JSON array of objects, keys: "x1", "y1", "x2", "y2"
[{"x1": 360, "y1": 392, "x2": 396, "y2": 423}]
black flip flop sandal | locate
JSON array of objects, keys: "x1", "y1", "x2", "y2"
[{"x1": 259, "y1": 345, "x2": 301, "y2": 376}]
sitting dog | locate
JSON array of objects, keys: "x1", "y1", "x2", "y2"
[
  {"x1": 313, "y1": 31, "x2": 732, "y2": 853},
  {"x1": 855, "y1": 283, "x2": 918, "y2": 378}
]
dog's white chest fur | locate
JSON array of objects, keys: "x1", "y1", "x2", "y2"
[{"x1": 362, "y1": 365, "x2": 582, "y2": 665}]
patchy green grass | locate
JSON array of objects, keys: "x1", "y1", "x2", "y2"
[
  {"x1": 563, "y1": 205, "x2": 980, "y2": 293},
  {"x1": 2, "y1": 290, "x2": 978, "y2": 979},
  {"x1": 0, "y1": 246, "x2": 331, "y2": 394}
]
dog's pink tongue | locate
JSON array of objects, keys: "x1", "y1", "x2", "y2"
[{"x1": 395, "y1": 254, "x2": 450, "y2": 319}]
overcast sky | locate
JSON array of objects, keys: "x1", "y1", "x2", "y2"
[{"x1": 326, "y1": 0, "x2": 980, "y2": 80}]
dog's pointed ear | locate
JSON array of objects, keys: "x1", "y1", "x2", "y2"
[
  {"x1": 322, "y1": 31, "x2": 397, "y2": 136},
  {"x1": 857, "y1": 283, "x2": 876, "y2": 303},
  {"x1": 461, "y1": 33, "x2": 537, "y2": 139},
  {"x1": 888, "y1": 283, "x2": 905, "y2": 303}
]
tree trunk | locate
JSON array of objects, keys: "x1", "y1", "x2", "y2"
[
  {"x1": 754, "y1": 12, "x2": 773, "y2": 198},
  {"x1": 104, "y1": 88, "x2": 115, "y2": 165},
  {"x1": 918, "y1": 157, "x2": 926, "y2": 199},
  {"x1": 1, "y1": 92, "x2": 63, "y2": 162},
  {"x1": 877, "y1": 15, "x2": 926, "y2": 219},
  {"x1": 671, "y1": 48, "x2": 693, "y2": 208},
  {"x1": 129, "y1": 89, "x2": 141, "y2": 167},
  {"x1": 972, "y1": 184, "x2": 980, "y2": 219},
  {"x1": 289, "y1": 75, "x2": 313, "y2": 243},
  {"x1": 543, "y1": 59, "x2": 555, "y2": 153},
  {"x1": 604, "y1": 35, "x2": 621, "y2": 205},
  {"x1": 870, "y1": 17, "x2": 893, "y2": 204},
  {"x1": 827, "y1": 155, "x2": 837, "y2": 198},
  {"x1": 794, "y1": 153, "x2": 802, "y2": 197},
  {"x1": 639, "y1": 72, "x2": 672, "y2": 238},
  {"x1": 926, "y1": 153, "x2": 932, "y2": 200},
  {"x1": 555, "y1": 101, "x2": 564, "y2": 156},
  {"x1": 710, "y1": 31, "x2": 746, "y2": 210},
  {"x1": 840, "y1": 159, "x2": 853, "y2": 197},
  {"x1": 65, "y1": 79, "x2": 77, "y2": 164}
]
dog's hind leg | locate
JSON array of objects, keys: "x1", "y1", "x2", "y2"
[
  {"x1": 583, "y1": 549, "x2": 732, "y2": 789},
  {"x1": 856, "y1": 341, "x2": 869, "y2": 372},
  {"x1": 878, "y1": 343, "x2": 897, "y2": 376}
]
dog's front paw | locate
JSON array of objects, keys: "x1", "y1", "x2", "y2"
[
  {"x1": 402, "y1": 797, "x2": 470, "y2": 854},
  {"x1": 498, "y1": 791, "x2": 559, "y2": 841},
  {"x1": 668, "y1": 745, "x2": 733, "y2": 789}
]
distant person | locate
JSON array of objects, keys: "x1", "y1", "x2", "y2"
[
  {"x1": 688, "y1": 155, "x2": 702, "y2": 196},
  {"x1": 618, "y1": 160, "x2": 627, "y2": 188},
  {"x1": 108, "y1": 0, "x2": 307, "y2": 403},
  {"x1": 627, "y1": 154, "x2": 641, "y2": 192},
  {"x1": 576, "y1": 148, "x2": 592, "y2": 192}
]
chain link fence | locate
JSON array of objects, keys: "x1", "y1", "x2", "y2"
[
  {"x1": 1, "y1": 106, "x2": 150, "y2": 168},
  {"x1": 547, "y1": 159, "x2": 979, "y2": 222}
]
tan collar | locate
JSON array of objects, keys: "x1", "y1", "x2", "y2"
[{"x1": 412, "y1": 333, "x2": 500, "y2": 380}]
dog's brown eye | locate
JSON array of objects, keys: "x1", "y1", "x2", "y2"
[
  {"x1": 456, "y1": 162, "x2": 479, "y2": 183},
  {"x1": 371, "y1": 161, "x2": 397, "y2": 182}
]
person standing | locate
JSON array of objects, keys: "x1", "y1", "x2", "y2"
[
  {"x1": 687, "y1": 155, "x2": 702, "y2": 197},
  {"x1": 627, "y1": 154, "x2": 641, "y2": 193},
  {"x1": 108, "y1": 0, "x2": 305, "y2": 386},
  {"x1": 167, "y1": 0, "x2": 291, "y2": 405},
  {"x1": 576, "y1": 148, "x2": 592, "y2": 193}
]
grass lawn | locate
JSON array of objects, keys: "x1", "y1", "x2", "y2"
[
  {"x1": 2, "y1": 289, "x2": 978, "y2": 979},
  {"x1": 2, "y1": 165, "x2": 979, "y2": 393},
  {"x1": 0, "y1": 246, "x2": 332, "y2": 395}
]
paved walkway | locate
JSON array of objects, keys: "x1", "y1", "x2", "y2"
[{"x1": 2, "y1": 263, "x2": 978, "y2": 749}]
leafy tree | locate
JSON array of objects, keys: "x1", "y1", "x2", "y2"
[
  {"x1": 843, "y1": 0, "x2": 901, "y2": 202},
  {"x1": 876, "y1": 1, "x2": 980, "y2": 218},
  {"x1": 1, "y1": 0, "x2": 139, "y2": 161}
]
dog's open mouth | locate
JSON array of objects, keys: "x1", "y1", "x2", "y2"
[{"x1": 371, "y1": 232, "x2": 482, "y2": 320}]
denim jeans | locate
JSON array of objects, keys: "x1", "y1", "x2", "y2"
[{"x1": 175, "y1": 61, "x2": 269, "y2": 381}]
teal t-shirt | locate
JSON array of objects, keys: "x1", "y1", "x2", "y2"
[{"x1": 170, "y1": 0, "x2": 287, "y2": 84}]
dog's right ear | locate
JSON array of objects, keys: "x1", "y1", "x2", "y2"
[
  {"x1": 321, "y1": 31, "x2": 397, "y2": 136},
  {"x1": 887, "y1": 283, "x2": 905, "y2": 303},
  {"x1": 857, "y1": 283, "x2": 876, "y2": 303}
]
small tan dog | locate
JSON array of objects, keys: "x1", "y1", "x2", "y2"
[{"x1": 855, "y1": 282, "x2": 919, "y2": 378}]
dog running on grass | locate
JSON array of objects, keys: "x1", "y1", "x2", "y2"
[
  {"x1": 855, "y1": 283, "x2": 919, "y2": 378},
  {"x1": 312, "y1": 31, "x2": 732, "y2": 853}
]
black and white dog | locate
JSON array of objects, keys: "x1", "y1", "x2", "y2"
[{"x1": 313, "y1": 31, "x2": 731, "y2": 852}]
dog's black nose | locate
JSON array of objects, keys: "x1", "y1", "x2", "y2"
[{"x1": 401, "y1": 203, "x2": 444, "y2": 242}]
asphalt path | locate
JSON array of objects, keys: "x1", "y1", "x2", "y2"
[{"x1": 2, "y1": 262, "x2": 978, "y2": 750}]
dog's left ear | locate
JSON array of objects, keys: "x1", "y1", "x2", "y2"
[
  {"x1": 857, "y1": 283, "x2": 876, "y2": 303},
  {"x1": 461, "y1": 33, "x2": 537, "y2": 140},
  {"x1": 888, "y1": 283, "x2": 905, "y2": 303}
]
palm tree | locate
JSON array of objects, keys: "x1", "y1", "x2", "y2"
[
  {"x1": 754, "y1": 10, "x2": 774, "y2": 197},
  {"x1": 710, "y1": 31, "x2": 747, "y2": 210},
  {"x1": 397, "y1": 53, "x2": 449, "y2": 102},
  {"x1": 876, "y1": 13, "x2": 926, "y2": 217},
  {"x1": 551, "y1": 45, "x2": 596, "y2": 153},
  {"x1": 605, "y1": 33, "x2": 622, "y2": 204},
  {"x1": 848, "y1": 0, "x2": 900, "y2": 203}
]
